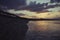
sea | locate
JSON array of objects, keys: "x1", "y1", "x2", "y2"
[{"x1": 25, "y1": 20, "x2": 60, "y2": 40}]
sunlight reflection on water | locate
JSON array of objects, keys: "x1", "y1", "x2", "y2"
[
  {"x1": 28, "y1": 21, "x2": 60, "y2": 32},
  {"x1": 25, "y1": 21, "x2": 60, "y2": 40}
]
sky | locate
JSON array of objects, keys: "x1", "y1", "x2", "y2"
[
  {"x1": 1, "y1": 0, "x2": 60, "y2": 19},
  {"x1": 7, "y1": 8, "x2": 60, "y2": 19},
  {"x1": 27, "y1": 0, "x2": 50, "y2": 5}
]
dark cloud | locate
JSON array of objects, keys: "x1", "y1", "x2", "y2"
[
  {"x1": 0, "y1": 0, "x2": 26, "y2": 9},
  {"x1": 50, "y1": 0, "x2": 60, "y2": 3},
  {"x1": 15, "y1": 13, "x2": 26, "y2": 16}
]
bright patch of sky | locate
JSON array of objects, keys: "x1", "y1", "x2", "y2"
[
  {"x1": 7, "y1": 9, "x2": 60, "y2": 19},
  {"x1": 27, "y1": 0, "x2": 50, "y2": 5},
  {"x1": 47, "y1": 7, "x2": 60, "y2": 12},
  {"x1": 37, "y1": 12, "x2": 60, "y2": 19}
]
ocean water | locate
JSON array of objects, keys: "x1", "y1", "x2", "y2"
[{"x1": 25, "y1": 20, "x2": 60, "y2": 40}]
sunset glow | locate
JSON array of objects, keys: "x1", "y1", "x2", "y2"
[{"x1": 7, "y1": 9, "x2": 60, "y2": 19}]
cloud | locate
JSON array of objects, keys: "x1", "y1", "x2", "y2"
[
  {"x1": 0, "y1": 0, "x2": 26, "y2": 9},
  {"x1": 6, "y1": 9, "x2": 60, "y2": 19},
  {"x1": 15, "y1": 13, "x2": 26, "y2": 16},
  {"x1": 37, "y1": 12, "x2": 60, "y2": 19}
]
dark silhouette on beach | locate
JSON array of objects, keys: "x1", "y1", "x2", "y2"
[{"x1": 0, "y1": 10, "x2": 28, "y2": 40}]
